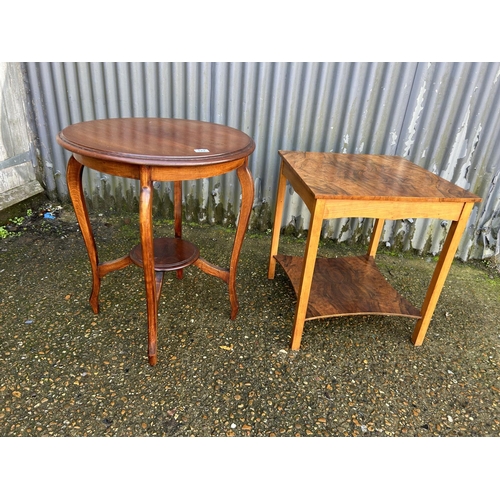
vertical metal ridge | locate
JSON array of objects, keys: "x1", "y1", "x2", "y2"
[{"x1": 24, "y1": 62, "x2": 500, "y2": 260}]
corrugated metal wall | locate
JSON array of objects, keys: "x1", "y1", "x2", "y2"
[{"x1": 23, "y1": 62, "x2": 500, "y2": 261}]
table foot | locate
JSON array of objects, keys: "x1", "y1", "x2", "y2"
[
  {"x1": 229, "y1": 291, "x2": 239, "y2": 320},
  {"x1": 89, "y1": 288, "x2": 100, "y2": 314}
]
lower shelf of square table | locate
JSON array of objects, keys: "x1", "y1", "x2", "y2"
[{"x1": 274, "y1": 254, "x2": 422, "y2": 320}]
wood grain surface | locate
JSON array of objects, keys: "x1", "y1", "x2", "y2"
[
  {"x1": 275, "y1": 254, "x2": 421, "y2": 320},
  {"x1": 269, "y1": 152, "x2": 481, "y2": 350},
  {"x1": 58, "y1": 118, "x2": 255, "y2": 166},
  {"x1": 61, "y1": 118, "x2": 255, "y2": 366},
  {"x1": 279, "y1": 151, "x2": 481, "y2": 203},
  {"x1": 129, "y1": 237, "x2": 200, "y2": 271}
]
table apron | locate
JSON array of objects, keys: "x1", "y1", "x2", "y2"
[
  {"x1": 321, "y1": 199, "x2": 466, "y2": 221},
  {"x1": 73, "y1": 154, "x2": 247, "y2": 181}
]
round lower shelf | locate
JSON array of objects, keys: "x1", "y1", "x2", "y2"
[{"x1": 129, "y1": 237, "x2": 200, "y2": 271}]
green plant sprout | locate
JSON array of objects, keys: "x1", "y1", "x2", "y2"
[{"x1": 9, "y1": 216, "x2": 24, "y2": 226}]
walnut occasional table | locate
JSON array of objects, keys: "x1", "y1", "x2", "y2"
[
  {"x1": 268, "y1": 151, "x2": 481, "y2": 350},
  {"x1": 57, "y1": 118, "x2": 255, "y2": 366}
]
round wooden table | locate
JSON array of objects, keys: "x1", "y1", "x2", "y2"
[{"x1": 57, "y1": 118, "x2": 255, "y2": 365}]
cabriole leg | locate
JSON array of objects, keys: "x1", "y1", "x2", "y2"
[{"x1": 66, "y1": 156, "x2": 101, "y2": 314}]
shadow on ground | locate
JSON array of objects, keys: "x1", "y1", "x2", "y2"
[{"x1": 1, "y1": 204, "x2": 499, "y2": 436}]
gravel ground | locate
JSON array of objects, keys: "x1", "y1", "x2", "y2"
[{"x1": 1, "y1": 203, "x2": 499, "y2": 440}]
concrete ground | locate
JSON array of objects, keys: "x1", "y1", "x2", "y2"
[{"x1": 1, "y1": 203, "x2": 499, "y2": 438}]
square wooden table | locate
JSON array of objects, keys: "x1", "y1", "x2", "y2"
[{"x1": 268, "y1": 151, "x2": 482, "y2": 350}]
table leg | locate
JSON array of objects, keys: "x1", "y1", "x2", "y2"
[
  {"x1": 191, "y1": 159, "x2": 253, "y2": 319},
  {"x1": 66, "y1": 156, "x2": 101, "y2": 314},
  {"x1": 290, "y1": 200, "x2": 326, "y2": 350},
  {"x1": 139, "y1": 166, "x2": 158, "y2": 366},
  {"x1": 411, "y1": 202, "x2": 474, "y2": 345},
  {"x1": 268, "y1": 160, "x2": 287, "y2": 279},
  {"x1": 174, "y1": 180, "x2": 183, "y2": 280},
  {"x1": 227, "y1": 160, "x2": 254, "y2": 319},
  {"x1": 367, "y1": 218, "x2": 385, "y2": 258}
]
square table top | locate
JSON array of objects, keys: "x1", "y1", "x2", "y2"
[{"x1": 279, "y1": 151, "x2": 481, "y2": 204}]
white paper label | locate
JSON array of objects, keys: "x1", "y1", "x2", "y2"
[{"x1": 194, "y1": 148, "x2": 210, "y2": 153}]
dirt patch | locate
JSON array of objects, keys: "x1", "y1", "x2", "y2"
[{"x1": 1, "y1": 203, "x2": 499, "y2": 437}]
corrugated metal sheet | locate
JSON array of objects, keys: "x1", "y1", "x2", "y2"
[{"x1": 23, "y1": 62, "x2": 500, "y2": 261}]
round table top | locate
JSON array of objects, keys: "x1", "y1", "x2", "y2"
[{"x1": 57, "y1": 118, "x2": 255, "y2": 167}]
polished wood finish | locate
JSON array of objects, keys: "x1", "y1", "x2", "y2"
[
  {"x1": 367, "y1": 218, "x2": 385, "y2": 258},
  {"x1": 268, "y1": 151, "x2": 481, "y2": 350},
  {"x1": 139, "y1": 166, "x2": 157, "y2": 365},
  {"x1": 275, "y1": 254, "x2": 422, "y2": 319},
  {"x1": 59, "y1": 118, "x2": 255, "y2": 167},
  {"x1": 66, "y1": 156, "x2": 101, "y2": 315},
  {"x1": 411, "y1": 202, "x2": 474, "y2": 345},
  {"x1": 129, "y1": 238, "x2": 200, "y2": 271},
  {"x1": 58, "y1": 118, "x2": 255, "y2": 366},
  {"x1": 277, "y1": 152, "x2": 479, "y2": 203}
]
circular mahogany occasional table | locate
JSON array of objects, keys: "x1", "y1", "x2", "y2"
[{"x1": 57, "y1": 118, "x2": 255, "y2": 366}]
